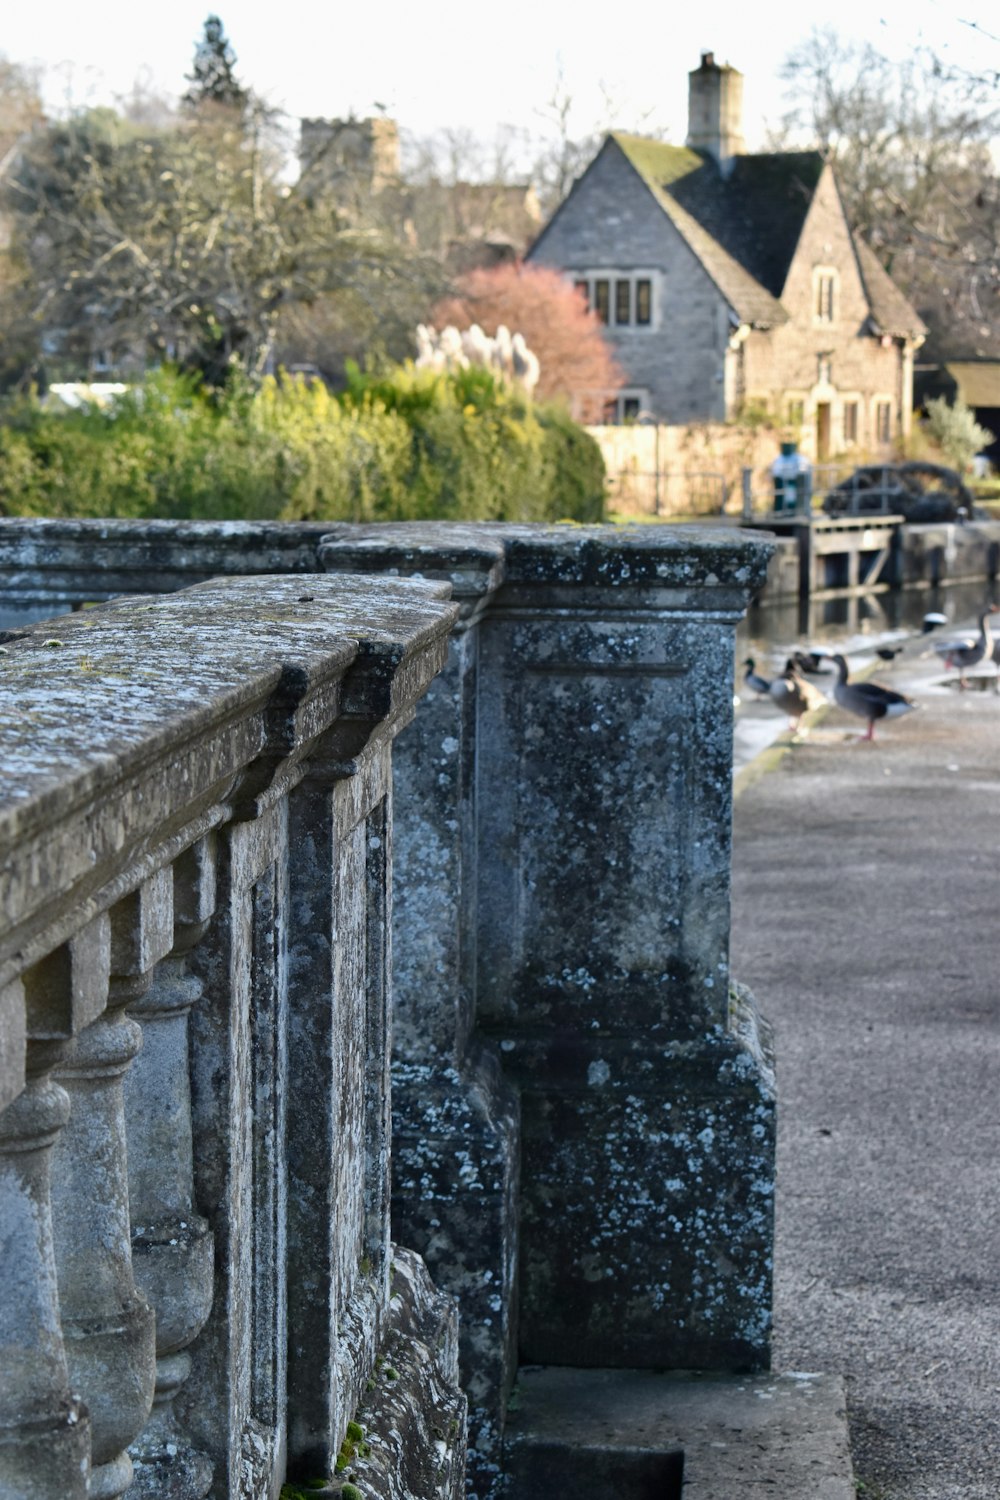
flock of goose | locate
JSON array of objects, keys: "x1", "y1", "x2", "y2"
[{"x1": 740, "y1": 604, "x2": 1000, "y2": 743}]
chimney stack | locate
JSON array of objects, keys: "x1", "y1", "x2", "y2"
[{"x1": 686, "y1": 52, "x2": 745, "y2": 175}]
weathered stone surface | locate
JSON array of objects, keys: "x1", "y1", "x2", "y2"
[
  {"x1": 0, "y1": 1064, "x2": 90, "y2": 1499},
  {"x1": 320, "y1": 523, "x2": 776, "y2": 1489},
  {"x1": 0, "y1": 574, "x2": 455, "y2": 1012},
  {"x1": 0, "y1": 523, "x2": 782, "y2": 1494},
  {"x1": 504, "y1": 1365, "x2": 853, "y2": 1500},
  {"x1": 125, "y1": 949, "x2": 216, "y2": 1500},
  {"x1": 50, "y1": 979, "x2": 157, "y2": 1499},
  {"x1": 340, "y1": 1246, "x2": 467, "y2": 1500},
  {"x1": 0, "y1": 574, "x2": 464, "y2": 1499}
]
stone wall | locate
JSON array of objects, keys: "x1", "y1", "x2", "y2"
[
  {"x1": 0, "y1": 518, "x2": 777, "y2": 1499},
  {"x1": 0, "y1": 574, "x2": 466, "y2": 1500},
  {"x1": 527, "y1": 141, "x2": 730, "y2": 423},
  {"x1": 743, "y1": 164, "x2": 913, "y2": 455}
]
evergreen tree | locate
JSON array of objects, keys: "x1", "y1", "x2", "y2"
[{"x1": 183, "y1": 15, "x2": 247, "y2": 110}]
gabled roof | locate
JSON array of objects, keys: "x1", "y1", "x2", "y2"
[
  {"x1": 542, "y1": 131, "x2": 924, "y2": 341},
  {"x1": 610, "y1": 134, "x2": 790, "y2": 327},
  {"x1": 852, "y1": 239, "x2": 927, "y2": 340}
]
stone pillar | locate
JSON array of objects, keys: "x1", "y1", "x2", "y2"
[
  {"x1": 320, "y1": 524, "x2": 775, "y2": 1430},
  {"x1": 182, "y1": 796, "x2": 293, "y2": 1497},
  {"x1": 474, "y1": 528, "x2": 775, "y2": 1372},
  {"x1": 49, "y1": 875, "x2": 173, "y2": 1499},
  {"x1": 319, "y1": 532, "x2": 520, "y2": 1497},
  {"x1": 0, "y1": 1013, "x2": 90, "y2": 1500},
  {"x1": 124, "y1": 840, "x2": 219, "y2": 1499}
]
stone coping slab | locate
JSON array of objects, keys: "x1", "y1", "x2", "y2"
[
  {"x1": 319, "y1": 520, "x2": 774, "y2": 601},
  {"x1": 0, "y1": 572, "x2": 456, "y2": 998},
  {"x1": 0, "y1": 517, "x2": 774, "y2": 612}
]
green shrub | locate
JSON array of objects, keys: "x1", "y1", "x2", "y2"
[
  {"x1": 923, "y1": 397, "x2": 992, "y2": 472},
  {"x1": 0, "y1": 364, "x2": 605, "y2": 523}
]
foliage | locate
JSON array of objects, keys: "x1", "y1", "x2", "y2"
[
  {"x1": 432, "y1": 262, "x2": 623, "y2": 420},
  {"x1": 0, "y1": 5, "x2": 440, "y2": 393},
  {"x1": 922, "y1": 397, "x2": 992, "y2": 471},
  {"x1": 0, "y1": 364, "x2": 605, "y2": 522}
]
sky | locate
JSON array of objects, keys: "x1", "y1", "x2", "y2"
[{"x1": 3, "y1": 0, "x2": 997, "y2": 159}]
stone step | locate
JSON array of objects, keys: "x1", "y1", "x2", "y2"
[{"x1": 503, "y1": 1366, "x2": 854, "y2": 1499}]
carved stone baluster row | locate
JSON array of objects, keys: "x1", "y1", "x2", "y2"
[
  {"x1": 0, "y1": 1009, "x2": 90, "y2": 1499},
  {"x1": 47, "y1": 872, "x2": 173, "y2": 1500},
  {"x1": 124, "y1": 838, "x2": 219, "y2": 1500}
]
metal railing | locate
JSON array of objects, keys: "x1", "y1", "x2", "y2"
[{"x1": 605, "y1": 466, "x2": 730, "y2": 517}]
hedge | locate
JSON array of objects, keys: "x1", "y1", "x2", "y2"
[{"x1": 0, "y1": 365, "x2": 606, "y2": 523}]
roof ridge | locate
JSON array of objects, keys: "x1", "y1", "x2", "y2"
[{"x1": 610, "y1": 134, "x2": 787, "y2": 326}]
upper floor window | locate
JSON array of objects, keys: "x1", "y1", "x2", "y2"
[
  {"x1": 876, "y1": 400, "x2": 892, "y2": 444},
  {"x1": 574, "y1": 273, "x2": 654, "y2": 328},
  {"x1": 593, "y1": 279, "x2": 610, "y2": 324},
  {"x1": 815, "y1": 269, "x2": 836, "y2": 323}
]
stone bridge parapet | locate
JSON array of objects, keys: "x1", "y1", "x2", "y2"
[
  {"x1": 0, "y1": 573, "x2": 465, "y2": 1500},
  {"x1": 0, "y1": 520, "x2": 775, "y2": 1499}
]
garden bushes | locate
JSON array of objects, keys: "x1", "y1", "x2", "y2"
[{"x1": 0, "y1": 365, "x2": 606, "y2": 522}]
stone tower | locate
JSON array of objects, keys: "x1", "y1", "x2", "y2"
[
  {"x1": 299, "y1": 116, "x2": 400, "y2": 194},
  {"x1": 686, "y1": 52, "x2": 745, "y2": 174}
]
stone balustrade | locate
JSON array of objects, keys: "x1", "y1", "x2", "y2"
[
  {"x1": 0, "y1": 518, "x2": 775, "y2": 1500},
  {"x1": 0, "y1": 574, "x2": 466, "y2": 1500}
]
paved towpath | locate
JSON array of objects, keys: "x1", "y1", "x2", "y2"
[{"x1": 729, "y1": 639, "x2": 1000, "y2": 1499}]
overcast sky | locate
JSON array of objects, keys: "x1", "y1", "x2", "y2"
[{"x1": 4, "y1": 0, "x2": 996, "y2": 155}]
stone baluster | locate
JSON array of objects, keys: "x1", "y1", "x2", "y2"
[
  {"x1": 124, "y1": 839, "x2": 218, "y2": 1499},
  {"x1": 0, "y1": 982, "x2": 90, "y2": 1500},
  {"x1": 50, "y1": 871, "x2": 174, "y2": 1500}
]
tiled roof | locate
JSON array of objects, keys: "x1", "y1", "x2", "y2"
[
  {"x1": 608, "y1": 133, "x2": 923, "y2": 339},
  {"x1": 852, "y1": 239, "x2": 927, "y2": 340},
  {"x1": 611, "y1": 135, "x2": 788, "y2": 327},
  {"x1": 945, "y1": 362, "x2": 1000, "y2": 407}
]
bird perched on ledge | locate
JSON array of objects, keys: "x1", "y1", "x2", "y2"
[
  {"x1": 769, "y1": 658, "x2": 828, "y2": 733},
  {"x1": 932, "y1": 605, "x2": 999, "y2": 688},
  {"x1": 832, "y1": 654, "x2": 917, "y2": 742}
]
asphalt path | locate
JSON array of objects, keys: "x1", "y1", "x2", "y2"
[{"x1": 730, "y1": 639, "x2": 1000, "y2": 1499}]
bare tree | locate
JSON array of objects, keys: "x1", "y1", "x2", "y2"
[
  {"x1": 776, "y1": 29, "x2": 1000, "y2": 353},
  {"x1": 2, "y1": 96, "x2": 441, "y2": 386}
]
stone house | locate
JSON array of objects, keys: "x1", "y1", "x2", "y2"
[{"x1": 526, "y1": 53, "x2": 926, "y2": 460}]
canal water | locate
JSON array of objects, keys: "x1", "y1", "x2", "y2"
[{"x1": 733, "y1": 579, "x2": 1000, "y2": 773}]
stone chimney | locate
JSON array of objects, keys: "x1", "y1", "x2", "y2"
[{"x1": 686, "y1": 51, "x2": 745, "y2": 175}]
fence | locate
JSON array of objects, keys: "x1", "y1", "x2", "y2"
[
  {"x1": 604, "y1": 466, "x2": 731, "y2": 517},
  {"x1": 741, "y1": 463, "x2": 904, "y2": 518}
]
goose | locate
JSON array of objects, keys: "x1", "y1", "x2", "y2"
[
  {"x1": 932, "y1": 605, "x2": 998, "y2": 687},
  {"x1": 769, "y1": 659, "x2": 828, "y2": 732},
  {"x1": 792, "y1": 649, "x2": 833, "y2": 676},
  {"x1": 741, "y1": 657, "x2": 772, "y2": 698},
  {"x1": 832, "y1": 654, "x2": 917, "y2": 741}
]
